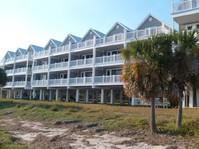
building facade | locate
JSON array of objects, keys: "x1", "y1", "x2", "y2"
[
  {"x1": 0, "y1": 14, "x2": 171, "y2": 105},
  {"x1": 171, "y1": 0, "x2": 199, "y2": 107}
]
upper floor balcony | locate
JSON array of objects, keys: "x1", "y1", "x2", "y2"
[
  {"x1": 172, "y1": 0, "x2": 199, "y2": 14},
  {"x1": 4, "y1": 57, "x2": 15, "y2": 65},
  {"x1": 15, "y1": 54, "x2": 32, "y2": 63},
  {"x1": 33, "y1": 64, "x2": 48, "y2": 73},
  {"x1": 95, "y1": 54, "x2": 123, "y2": 67},
  {"x1": 32, "y1": 80, "x2": 48, "y2": 87},
  {"x1": 94, "y1": 75, "x2": 122, "y2": 86},
  {"x1": 34, "y1": 50, "x2": 50, "y2": 59},
  {"x1": 49, "y1": 62, "x2": 68, "y2": 72},
  {"x1": 14, "y1": 67, "x2": 32, "y2": 75},
  {"x1": 96, "y1": 33, "x2": 124, "y2": 46},
  {"x1": 49, "y1": 78, "x2": 68, "y2": 87},
  {"x1": 51, "y1": 45, "x2": 69, "y2": 56},
  {"x1": 69, "y1": 77, "x2": 92, "y2": 86},
  {"x1": 6, "y1": 69, "x2": 14, "y2": 76},
  {"x1": 3, "y1": 82, "x2": 13, "y2": 88},
  {"x1": 70, "y1": 58, "x2": 93, "y2": 69},
  {"x1": 71, "y1": 39, "x2": 94, "y2": 52}
]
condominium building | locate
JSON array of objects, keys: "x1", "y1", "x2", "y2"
[
  {"x1": 0, "y1": 14, "x2": 171, "y2": 105},
  {"x1": 171, "y1": 0, "x2": 199, "y2": 107}
]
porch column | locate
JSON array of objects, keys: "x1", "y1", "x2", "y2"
[
  {"x1": 49, "y1": 90, "x2": 52, "y2": 101},
  {"x1": 182, "y1": 96, "x2": 185, "y2": 108},
  {"x1": 29, "y1": 90, "x2": 32, "y2": 100},
  {"x1": 196, "y1": 88, "x2": 199, "y2": 107},
  {"x1": 110, "y1": 89, "x2": 114, "y2": 104},
  {"x1": 101, "y1": 89, "x2": 105, "y2": 104},
  {"x1": 85, "y1": 89, "x2": 89, "y2": 103},
  {"x1": 39, "y1": 89, "x2": 42, "y2": 100},
  {"x1": 120, "y1": 90, "x2": 123, "y2": 104},
  {"x1": 66, "y1": 89, "x2": 69, "y2": 102},
  {"x1": 76, "y1": 89, "x2": 80, "y2": 102},
  {"x1": 55, "y1": 89, "x2": 59, "y2": 101},
  {"x1": 42, "y1": 90, "x2": 45, "y2": 100},
  {"x1": 20, "y1": 90, "x2": 23, "y2": 99},
  {"x1": 0, "y1": 88, "x2": 2, "y2": 98},
  {"x1": 13, "y1": 90, "x2": 16, "y2": 99},
  {"x1": 33, "y1": 89, "x2": 36, "y2": 99},
  {"x1": 189, "y1": 89, "x2": 194, "y2": 108}
]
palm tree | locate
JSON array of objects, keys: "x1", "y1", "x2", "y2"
[
  {"x1": 169, "y1": 30, "x2": 199, "y2": 127},
  {"x1": 0, "y1": 68, "x2": 7, "y2": 87},
  {"x1": 121, "y1": 34, "x2": 173, "y2": 134}
]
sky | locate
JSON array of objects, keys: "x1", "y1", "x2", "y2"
[{"x1": 0, "y1": 0, "x2": 176, "y2": 59}]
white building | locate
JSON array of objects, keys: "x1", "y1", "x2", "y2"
[
  {"x1": 0, "y1": 14, "x2": 171, "y2": 105},
  {"x1": 171, "y1": 0, "x2": 199, "y2": 107}
]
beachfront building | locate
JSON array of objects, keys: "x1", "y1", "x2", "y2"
[
  {"x1": 0, "y1": 14, "x2": 171, "y2": 105},
  {"x1": 171, "y1": 0, "x2": 199, "y2": 107}
]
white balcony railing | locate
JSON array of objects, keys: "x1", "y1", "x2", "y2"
[
  {"x1": 4, "y1": 82, "x2": 13, "y2": 88},
  {"x1": 71, "y1": 39, "x2": 93, "y2": 51},
  {"x1": 95, "y1": 54, "x2": 123, "y2": 65},
  {"x1": 32, "y1": 80, "x2": 48, "y2": 87},
  {"x1": 4, "y1": 57, "x2": 15, "y2": 64},
  {"x1": 33, "y1": 64, "x2": 48, "y2": 72},
  {"x1": 14, "y1": 67, "x2": 32, "y2": 74},
  {"x1": 96, "y1": 33, "x2": 124, "y2": 46},
  {"x1": 13, "y1": 81, "x2": 26, "y2": 87},
  {"x1": 34, "y1": 50, "x2": 50, "y2": 58},
  {"x1": 173, "y1": 0, "x2": 199, "y2": 13},
  {"x1": 94, "y1": 75, "x2": 122, "y2": 85},
  {"x1": 49, "y1": 78, "x2": 67, "y2": 86},
  {"x1": 51, "y1": 45, "x2": 69, "y2": 55},
  {"x1": 15, "y1": 54, "x2": 28, "y2": 62},
  {"x1": 70, "y1": 58, "x2": 93, "y2": 68},
  {"x1": 6, "y1": 69, "x2": 14, "y2": 75},
  {"x1": 49, "y1": 62, "x2": 68, "y2": 71},
  {"x1": 69, "y1": 77, "x2": 92, "y2": 85}
]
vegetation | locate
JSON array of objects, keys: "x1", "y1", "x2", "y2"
[{"x1": 0, "y1": 68, "x2": 7, "y2": 86}]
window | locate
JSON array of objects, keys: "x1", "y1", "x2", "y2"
[
  {"x1": 81, "y1": 71, "x2": 92, "y2": 77},
  {"x1": 106, "y1": 68, "x2": 121, "y2": 76},
  {"x1": 187, "y1": 26, "x2": 193, "y2": 30},
  {"x1": 60, "y1": 73, "x2": 67, "y2": 78},
  {"x1": 61, "y1": 58, "x2": 68, "y2": 62},
  {"x1": 107, "y1": 50, "x2": 120, "y2": 56},
  {"x1": 81, "y1": 54, "x2": 93, "y2": 59}
]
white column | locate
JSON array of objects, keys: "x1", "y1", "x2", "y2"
[
  {"x1": 20, "y1": 90, "x2": 23, "y2": 99},
  {"x1": 29, "y1": 90, "x2": 32, "y2": 100},
  {"x1": 76, "y1": 89, "x2": 80, "y2": 102},
  {"x1": 39, "y1": 89, "x2": 42, "y2": 100},
  {"x1": 49, "y1": 90, "x2": 52, "y2": 101},
  {"x1": 92, "y1": 35, "x2": 96, "y2": 88},
  {"x1": 67, "y1": 42, "x2": 71, "y2": 88},
  {"x1": 119, "y1": 90, "x2": 123, "y2": 104},
  {"x1": 0, "y1": 88, "x2": 2, "y2": 98},
  {"x1": 85, "y1": 89, "x2": 89, "y2": 103},
  {"x1": 182, "y1": 96, "x2": 185, "y2": 108},
  {"x1": 9, "y1": 90, "x2": 12, "y2": 98},
  {"x1": 66, "y1": 89, "x2": 69, "y2": 102},
  {"x1": 33, "y1": 89, "x2": 36, "y2": 99},
  {"x1": 196, "y1": 88, "x2": 199, "y2": 107},
  {"x1": 42, "y1": 90, "x2": 45, "y2": 100},
  {"x1": 189, "y1": 89, "x2": 194, "y2": 108},
  {"x1": 13, "y1": 90, "x2": 16, "y2": 99},
  {"x1": 55, "y1": 89, "x2": 59, "y2": 101},
  {"x1": 101, "y1": 89, "x2": 105, "y2": 104},
  {"x1": 110, "y1": 89, "x2": 114, "y2": 104}
]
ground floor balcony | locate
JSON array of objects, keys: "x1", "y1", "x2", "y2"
[
  {"x1": 33, "y1": 64, "x2": 48, "y2": 73},
  {"x1": 94, "y1": 75, "x2": 122, "y2": 85},
  {"x1": 49, "y1": 62, "x2": 68, "y2": 71},
  {"x1": 48, "y1": 78, "x2": 68, "y2": 87},
  {"x1": 3, "y1": 82, "x2": 13, "y2": 88},
  {"x1": 14, "y1": 67, "x2": 32, "y2": 75},
  {"x1": 70, "y1": 58, "x2": 93, "y2": 69},
  {"x1": 95, "y1": 54, "x2": 123, "y2": 66},
  {"x1": 69, "y1": 77, "x2": 92, "y2": 86},
  {"x1": 32, "y1": 80, "x2": 48, "y2": 87}
]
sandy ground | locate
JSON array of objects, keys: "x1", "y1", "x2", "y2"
[{"x1": 0, "y1": 119, "x2": 196, "y2": 149}]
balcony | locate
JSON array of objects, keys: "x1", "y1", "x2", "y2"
[
  {"x1": 33, "y1": 64, "x2": 48, "y2": 73},
  {"x1": 94, "y1": 75, "x2": 122, "y2": 85},
  {"x1": 13, "y1": 81, "x2": 26, "y2": 88},
  {"x1": 51, "y1": 45, "x2": 69, "y2": 55},
  {"x1": 15, "y1": 54, "x2": 29, "y2": 62},
  {"x1": 172, "y1": 0, "x2": 199, "y2": 13},
  {"x1": 96, "y1": 33, "x2": 124, "y2": 46},
  {"x1": 95, "y1": 54, "x2": 123, "y2": 66},
  {"x1": 69, "y1": 77, "x2": 92, "y2": 86},
  {"x1": 3, "y1": 82, "x2": 13, "y2": 88},
  {"x1": 49, "y1": 78, "x2": 68, "y2": 87},
  {"x1": 71, "y1": 39, "x2": 93, "y2": 51},
  {"x1": 4, "y1": 57, "x2": 15, "y2": 64},
  {"x1": 14, "y1": 67, "x2": 32, "y2": 75},
  {"x1": 6, "y1": 69, "x2": 14, "y2": 76},
  {"x1": 49, "y1": 62, "x2": 68, "y2": 71},
  {"x1": 0, "y1": 60, "x2": 4, "y2": 66},
  {"x1": 34, "y1": 50, "x2": 50, "y2": 59},
  {"x1": 70, "y1": 58, "x2": 93, "y2": 69},
  {"x1": 32, "y1": 80, "x2": 48, "y2": 87}
]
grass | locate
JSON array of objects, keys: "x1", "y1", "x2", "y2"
[{"x1": 0, "y1": 98, "x2": 199, "y2": 143}]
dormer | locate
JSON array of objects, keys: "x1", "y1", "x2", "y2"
[
  {"x1": 106, "y1": 22, "x2": 132, "y2": 37},
  {"x1": 81, "y1": 29, "x2": 104, "y2": 42},
  {"x1": 26, "y1": 45, "x2": 43, "y2": 55},
  {"x1": 4, "y1": 51, "x2": 15, "y2": 60},
  {"x1": 15, "y1": 48, "x2": 26, "y2": 56},
  {"x1": 44, "y1": 39, "x2": 62, "y2": 50},
  {"x1": 61, "y1": 34, "x2": 81, "y2": 46}
]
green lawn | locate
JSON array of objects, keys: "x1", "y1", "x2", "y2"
[{"x1": 0, "y1": 98, "x2": 199, "y2": 147}]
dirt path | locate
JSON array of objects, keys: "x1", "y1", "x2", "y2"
[{"x1": 0, "y1": 119, "x2": 195, "y2": 149}]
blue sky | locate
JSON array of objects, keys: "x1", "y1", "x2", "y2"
[{"x1": 0, "y1": 0, "x2": 176, "y2": 59}]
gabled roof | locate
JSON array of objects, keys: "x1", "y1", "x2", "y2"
[
  {"x1": 106, "y1": 22, "x2": 132, "y2": 36},
  {"x1": 61, "y1": 34, "x2": 81, "y2": 46},
  {"x1": 26, "y1": 44, "x2": 43, "y2": 53},
  {"x1": 44, "y1": 39, "x2": 62, "y2": 49},
  {"x1": 136, "y1": 14, "x2": 171, "y2": 30},
  {"x1": 15, "y1": 48, "x2": 26, "y2": 56},
  {"x1": 81, "y1": 29, "x2": 105, "y2": 42},
  {"x1": 4, "y1": 51, "x2": 15, "y2": 59}
]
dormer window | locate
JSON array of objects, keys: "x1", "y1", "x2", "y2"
[{"x1": 116, "y1": 25, "x2": 119, "y2": 29}]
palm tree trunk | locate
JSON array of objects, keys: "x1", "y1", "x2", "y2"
[
  {"x1": 151, "y1": 98, "x2": 157, "y2": 134},
  {"x1": 176, "y1": 97, "x2": 182, "y2": 128}
]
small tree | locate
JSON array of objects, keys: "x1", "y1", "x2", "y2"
[
  {"x1": 121, "y1": 34, "x2": 173, "y2": 134},
  {"x1": 0, "y1": 68, "x2": 7, "y2": 87}
]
